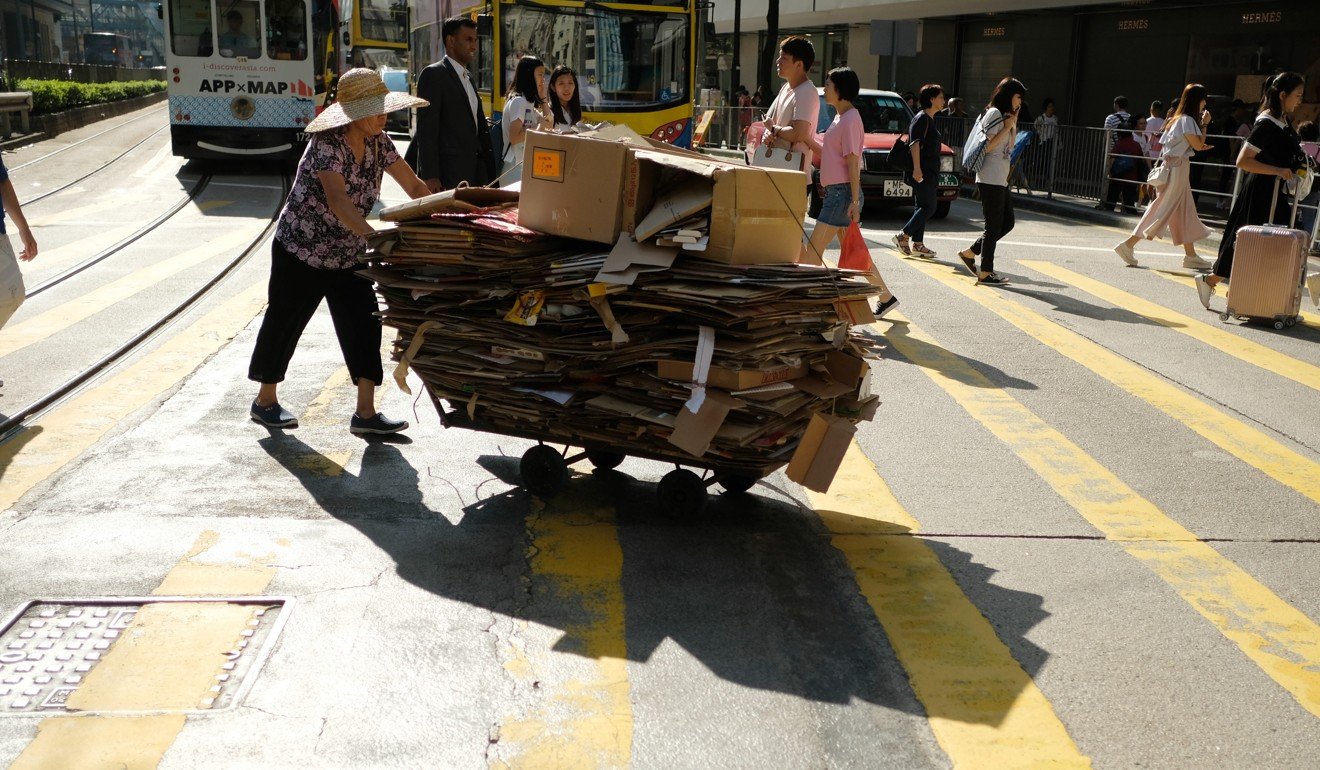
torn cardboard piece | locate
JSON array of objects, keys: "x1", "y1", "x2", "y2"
[
  {"x1": 595, "y1": 234, "x2": 679, "y2": 285},
  {"x1": 380, "y1": 187, "x2": 519, "y2": 222},
  {"x1": 785, "y1": 413, "x2": 857, "y2": 492},
  {"x1": 669, "y1": 390, "x2": 743, "y2": 457}
]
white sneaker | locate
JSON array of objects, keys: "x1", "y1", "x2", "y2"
[
  {"x1": 1114, "y1": 242, "x2": 1138, "y2": 267},
  {"x1": 1182, "y1": 254, "x2": 1213, "y2": 270},
  {"x1": 1194, "y1": 273, "x2": 1216, "y2": 310},
  {"x1": 1306, "y1": 272, "x2": 1320, "y2": 309}
]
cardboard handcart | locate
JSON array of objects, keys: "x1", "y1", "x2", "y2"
[{"x1": 370, "y1": 132, "x2": 883, "y2": 516}]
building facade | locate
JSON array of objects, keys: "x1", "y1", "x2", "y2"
[{"x1": 713, "y1": 0, "x2": 1320, "y2": 126}]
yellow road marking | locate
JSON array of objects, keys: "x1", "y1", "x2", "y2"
[
  {"x1": 29, "y1": 199, "x2": 124, "y2": 227},
  {"x1": 886, "y1": 253, "x2": 1320, "y2": 507},
  {"x1": 31, "y1": 201, "x2": 234, "y2": 274},
  {"x1": 1149, "y1": 269, "x2": 1320, "y2": 330},
  {"x1": 809, "y1": 442, "x2": 1091, "y2": 767},
  {"x1": 884, "y1": 315, "x2": 1320, "y2": 718},
  {"x1": 493, "y1": 480, "x2": 632, "y2": 768},
  {"x1": 0, "y1": 280, "x2": 267, "y2": 512},
  {"x1": 302, "y1": 366, "x2": 351, "y2": 427},
  {"x1": 0, "y1": 224, "x2": 256, "y2": 357},
  {"x1": 12, "y1": 531, "x2": 280, "y2": 767},
  {"x1": 1023, "y1": 260, "x2": 1320, "y2": 393}
]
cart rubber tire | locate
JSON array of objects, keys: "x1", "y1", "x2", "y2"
[
  {"x1": 1286, "y1": 317, "x2": 1297, "y2": 327},
  {"x1": 933, "y1": 200, "x2": 952, "y2": 219},
  {"x1": 658, "y1": 469, "x2": 708, "y2": 518},
  {"x1": 1219, "y1": 312, "x2": 1230, "y2": 322},
  {"x1": 1274, "y1": 320, "x2": 1285, "y2": 330},
  {"x1": 718, "y1": 474, "x2": 758, "y2": 494},
  {"x1": 586, "y1": 449, "x2": 625, "y2": 470},
  {"x1": 521, "y1": 445, "x2": 568, "y2": 497}
]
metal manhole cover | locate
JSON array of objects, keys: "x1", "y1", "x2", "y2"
[{"x1": 0, "y1": 597, "x2": 290, "y2": 715}]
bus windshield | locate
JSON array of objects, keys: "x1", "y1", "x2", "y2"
[
  {"x1": 357, "y1": 0, "x2": 407, "y2": 46},
  {"x1": 501, "y1": 4, "x2": 689, "y2": 111}
]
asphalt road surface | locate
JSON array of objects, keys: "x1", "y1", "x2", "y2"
[{"x1": 1, "y1": 120, "x2": 1319, "y2": 768}]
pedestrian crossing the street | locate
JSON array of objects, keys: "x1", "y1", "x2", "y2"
[{"x1": 2, "y1": 206, "x2": 1319, "y2": 767}]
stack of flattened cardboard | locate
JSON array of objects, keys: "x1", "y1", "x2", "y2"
[{"x1": 370, "y1": 135, "x2": 883, "y2": 490}]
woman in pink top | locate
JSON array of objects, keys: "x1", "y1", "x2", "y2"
[{"x1": 804, "y1": 67, "x2": 898, "y2": 317}]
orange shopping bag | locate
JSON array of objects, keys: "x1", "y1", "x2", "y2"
[{"x1": 839, "y1": 222, "x2": 874, "y2": 271}]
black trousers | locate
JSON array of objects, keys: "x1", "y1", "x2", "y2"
[
  {"x1": 970, "y1": 183, "x2": 1015, "y2": 273},
  {"x1": 901, "y1": 176, "x2": 939, "y2": 242},
  {"x1": 1105, "y1": 175, "x2": 1139, "y2": 208},
  {"x1": 248, "y1": 239, "x2": 384, "y2": 386}
]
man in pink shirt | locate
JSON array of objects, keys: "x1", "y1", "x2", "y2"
[{"x1": 762, "y1": 36, "x2": 820, "y2": 176}]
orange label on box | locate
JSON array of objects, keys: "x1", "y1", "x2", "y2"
[{"x1": 531, "y1": 149, "x2": 564, "y2": 182}]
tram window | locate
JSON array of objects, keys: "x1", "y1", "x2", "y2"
[
  {"x1": 217, "y1": 1, "x2": 263, "y2": 59},
  {"x1": 267, "y1": 0, "x2": 308, "y2": 60},
  {"x1": 169, "y1": 0, "x2": 214, "y2": 57}
]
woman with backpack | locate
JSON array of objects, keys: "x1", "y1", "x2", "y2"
[
  {"x1": 1113, "y1": 83, "x2": 1215, "y2": 271},
  {"x1": 957, "y1": 77, "x2": 1027, "y2": 286},
  {"x1": 1100, "y1": 120, "x2": 1148, "y2": 214},
  {"x1": 499, "y1": 56, "x2": 553, "y2": 183},
  {"x1": 891, "y1": 83, "x2": 945, "y2": 259}
]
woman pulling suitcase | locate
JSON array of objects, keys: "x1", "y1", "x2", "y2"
[{"x1": 1194, "y1": 72, "x2": 1307, "y2": 310}]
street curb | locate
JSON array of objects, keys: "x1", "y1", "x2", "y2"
[{"x1": 0, "y1": 91, "x2": 166, "y2": 153}]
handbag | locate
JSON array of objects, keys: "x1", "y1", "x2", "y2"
[
  {"x1": 888, "y1": 134, "x2": 913, "y2": 173},
  {"x1": 961, "y1": 113, "x2": 1004, "y2": 175},
  {"x1": 750, "y1": 137, "x2": 803, "y2": 172},
  {"x1": 1146, "y1": 161, "x2": 1170, "y2": 188}
]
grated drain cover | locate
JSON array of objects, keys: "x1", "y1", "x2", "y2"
[{"x1": 0, "y1": 597, "x2": 290, "y2": 715}]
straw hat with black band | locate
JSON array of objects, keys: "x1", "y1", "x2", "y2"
[{"x1": 304, "y1": 68, "x2": 429, "y2": 134}]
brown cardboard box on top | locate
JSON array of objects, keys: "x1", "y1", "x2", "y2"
[
  {"x1": 785, "y1": 412, "x2": 857, "y2": 492},
  {"x1": 517, "y1": 131, "x2": 632, "y2": 244},
  {"x1": 625, "y1": 149, "x2": 807, "y2": 264},
  {"x1": 656, "y1": 360, "x2": 808, "y2": 390}
]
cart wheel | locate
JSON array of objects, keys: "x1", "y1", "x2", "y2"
[
  {"x1": 1274, "y1": 320, "x2": 1286, "y2": 330},
  {"x1": 1285, "y1": 317, "x2": 1297, "y2": 327},
  {"x1": 1219, "y1": 312, "x2": 1230, "y2": 323},
  {"x1": 657, "y1": 469, "x2": 708, "y2": 518},
  {"x1": 585, "y1": 449, "x2": 625, "y2": 470},
  {"x1": 718, "y1": 474, "x2": 758, "y2": 494},
  {"x1": 521, "y1": 445, "x2": 567, "y2": 497}
]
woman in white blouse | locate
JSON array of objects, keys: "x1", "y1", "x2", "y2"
[{"x1": 500, "y1": 55, "x2": 553, "y2": 183}]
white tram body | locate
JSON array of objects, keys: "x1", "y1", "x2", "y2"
[{"x1": 163, "y1": 0, "x2": 332, "y2": 160}]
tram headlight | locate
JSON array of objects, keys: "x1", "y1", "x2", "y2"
[{"x1": 231, "y1": 97, "x2": 256, "y2": 121}]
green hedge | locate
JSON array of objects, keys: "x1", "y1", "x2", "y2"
[{"x1": 15, "y1": 79, "x2": 166, "y2": 115}]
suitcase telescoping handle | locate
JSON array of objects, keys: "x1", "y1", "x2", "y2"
[{"x1": 1267, "y1": 175, "x2": 1302, "y2": 229}]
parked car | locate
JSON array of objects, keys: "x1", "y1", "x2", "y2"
[
  {"x1": 379, "y1": 67, "x2": 411, "y2": 134},
  {"x1": 807, "y1": 88, "x2": 959, "y2": 220}
]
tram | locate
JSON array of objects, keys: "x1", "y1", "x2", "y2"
[
  {"x1": 162, "y1": 0, "x2": 338, "y2": 160},
  {"x1": 413, "y1": 0, "x2": 698, "y2": 147},
  {"x1": 84, "y1": 33, "x2": 133, "y2": 67}
]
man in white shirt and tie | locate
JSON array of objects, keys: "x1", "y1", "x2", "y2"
[{"x1": 412, "y1": 16, "x2": 495, "y2": 191}]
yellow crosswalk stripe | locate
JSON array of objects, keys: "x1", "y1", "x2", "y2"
[
  {"x1": 0, "y1": 224, "x2": 257, "y2": 357},
  {"x1": 883, "y1": 251, "x2": 1320, "y2": 508},
  {"x1": 1022, "y1": 260, "x2": 1320, "y2": 393},
  {"x1": 493, "y1": 478, "x2": 632, "y2": 767},
  {"x1": 0, "y1": 280, "x2": 267, "y2": 512},
  {"x1": 809, "y1": 441, "x2": 1092, "y2": 768},
  {"x1": 1148, "y1": 269, "x2": 1320, "y2": 330},
  {"x1": 30, "y1": 201, "x2": 234, "y2": 275},
  {"x1": 882, "y1": 314, "x2": 1320, "y2": 718}
]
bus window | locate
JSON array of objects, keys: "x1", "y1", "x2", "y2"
[
  {"x1": 267, "y1": 0, "x2": 308, "y2": 60},
  {"x1": 502, "y1": 5, "x2": 689, "y2": 111},
  {"x1": 169, "y1": 0, "x2": 214, "y2": 57},
  {"x1": 218, "y1": 1, "x2": 264, "y2": 59},
  {"x1": 358, "y1": 0, "x2": 407, "y2": 46}
]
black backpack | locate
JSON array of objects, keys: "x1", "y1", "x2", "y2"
[{"x1": 489, "y1": 116, "x2": 505, "y2": 166}]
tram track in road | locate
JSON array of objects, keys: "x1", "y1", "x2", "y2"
[
  {"x1": 0, "y1": 170, "x2": 292, "y2": 443},
  {"x1": 24, "y1": 173, "x2": 213, "y2": 298},
  {"x1": 8, "y1": 109, "x2": 163, "y2": 172},
  {"x1": 18, "y1": 124, "x2": 169, "y2": 207}
]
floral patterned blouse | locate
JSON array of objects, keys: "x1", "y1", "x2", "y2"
[{"x1": 274, "y1": 129, "x2": 401, "y2": 270}]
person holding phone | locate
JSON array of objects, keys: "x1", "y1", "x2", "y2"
[{"x1": 957, "y1": 77, "x2": 1027, "y2": 285}]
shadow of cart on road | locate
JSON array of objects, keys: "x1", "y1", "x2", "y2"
[{"x1": 259, "y1": 433, "x2": 1054, "y2": 726}]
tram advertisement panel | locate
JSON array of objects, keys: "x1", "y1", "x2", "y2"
[{"x1": 166, "y1": 0, "x2": 318, "y2": 135}]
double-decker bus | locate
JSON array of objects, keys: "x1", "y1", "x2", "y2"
[
  {"x1": 84, "y1": 32, "x2": 133, "y2": 67},
  {"x1": 413, "y1": 1, "x2": 697, "y2": 147},
  {"x1": 338, "y1": 0, "x2": 408, "y2": 70},
  {"x1": 162, "y1": 0, "x2": 338, "y2": 159}
]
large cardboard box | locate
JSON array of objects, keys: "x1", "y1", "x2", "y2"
[
  {"x1": 517, "y1": 131, "x2": 632, "y2": 244},
  {"x1": 625, "y1": 149, "x2": 807, "y2": 264}
]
